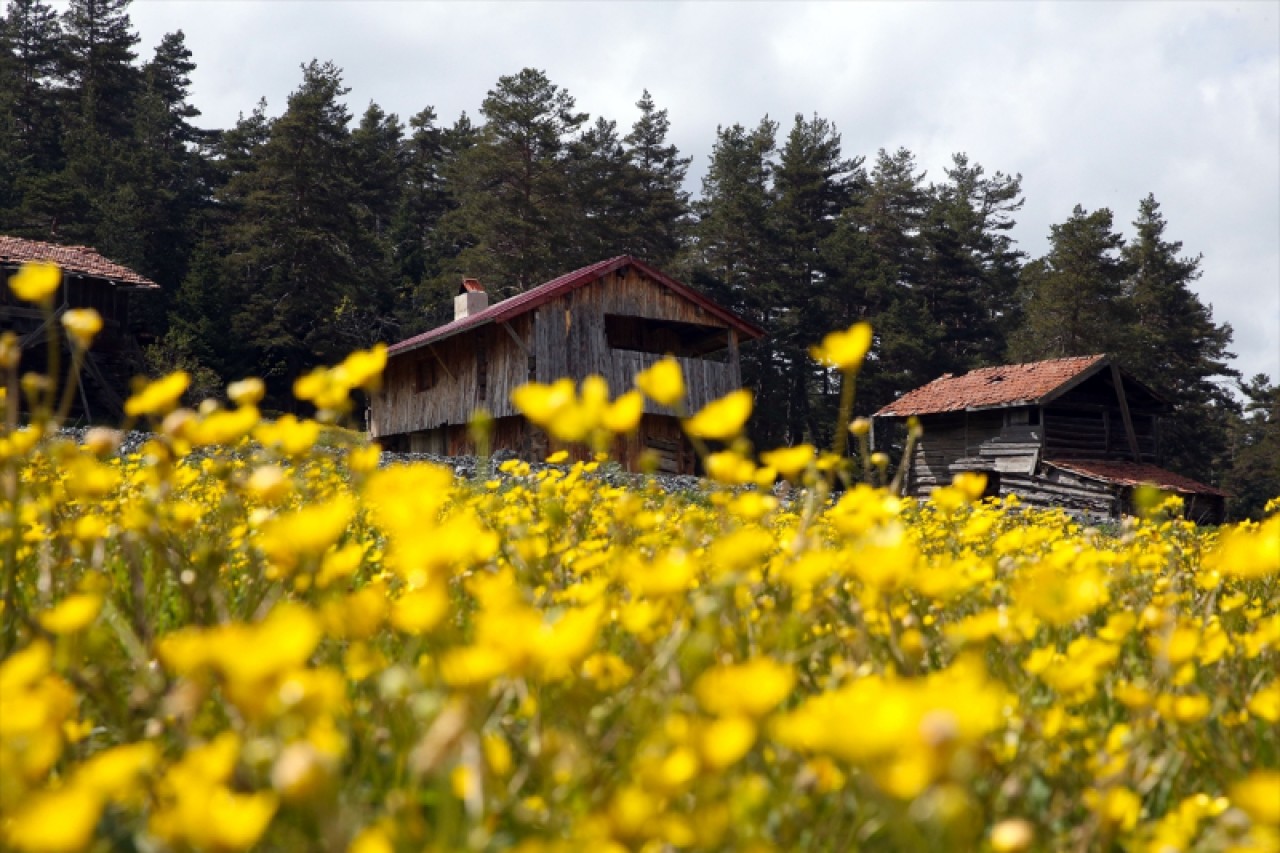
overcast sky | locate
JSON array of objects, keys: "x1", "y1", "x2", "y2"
[{"x1": 120, "y1": 0, "x2": 1279, "y2": 384}]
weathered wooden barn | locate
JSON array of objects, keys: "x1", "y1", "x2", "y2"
[
  {"x1": 873, "y1": 354, "x2": 1228, "y2": 523},
  {"x1": 369, "y1": 256, "x2": 765, "y2": 472},
  {"x1": 1, "y1": 235, "x2": 159, "y2": 419}
]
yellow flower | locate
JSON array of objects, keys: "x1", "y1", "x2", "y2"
[
  {"x1": 634, "y1": 357, "x2": 685, "y2": 407},
  {"x1": 602, "y1": 389, "x2": 644, "y2": 433},
  {"x1": 760, "y1": 444, "x2": 815, "y2": 479},
  {"x1": 1230, "y1": 771, "x2": 1280, "y2": 825},
  {"x1": 257, "y1": 494, "x2": 356, "y2": 573},
  {"x1": 227, "y1": 377, "x2": 265, "y2": 406},
  {"x1": 700, "y1": 715, "x2": 757, "y2": 769},
  {"x1": 37, "y1": 594, "x2": 102, "y2": 635},
  {"x1": 336, "y1": 343, "x2": 387, "y2": 391},
  {"x1": 990, "y1": 818, "x2": 1035, "y2": 853},
  {"x1": 9, "y1": 260, "x2": 60, "y2": 304},
  {"x1": 389, "y1": 583, "x2": 448, "y2": 634},
  {"x1": 695, "y1": 657, "x2": 794, "y2": 718},
  {"x1": 684, "y1": 389, "x2": 753, "y2": 441},
  {"x1": 76, "y1": 742, "x2": 160, "y2": 800},
  {"x1": 5, "y1": 784, "x2": 103, "y2": 852},
  {"x1": 60, "y1": 309, "x2": 102, "y2": 349},
  {"x1": 124, "y1": 372, "x2": 190, "y2": 418},
  {"x1": 810, "y1": 321, "x2": 872, "y2": 372}
]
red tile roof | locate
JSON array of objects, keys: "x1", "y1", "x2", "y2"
[
  {"x1": 0, "y1": 235, "x2": 159, "y2": 289},
  {"x1": 387, "y1": 256, "x2": 765, "y2": 356},
  {"x1": 874, "y1": 354, "x2": 1109, "y2": 417},
  {"x1": 1046, "y1": 460, "x2": 1229, "y2": 498}
]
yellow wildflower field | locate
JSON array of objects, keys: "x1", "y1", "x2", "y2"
[{"x1": 1, "y1": 266, "x2": 1278, "y2": 852}]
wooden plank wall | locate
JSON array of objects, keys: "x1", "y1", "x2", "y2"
[
  {"x1": 370, "y1": 314, "x2": 532, "y2": 438},
  {"x1": 535, "y1": 266, "x2": 740, "y2": 412},
  {"x1": 1044, "y1": 407, "x2": 1157, "y2": 462},
  {"x1": 373, "y1": 265, "x2": 745, "y2": 471}
]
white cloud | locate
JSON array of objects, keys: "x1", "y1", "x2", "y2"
[{"x1": 116, "y1": 1, "x2": 1280, "y2": 381}]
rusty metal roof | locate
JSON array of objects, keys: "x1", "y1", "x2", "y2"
[
  {"x1": 1045, "y1": 460, "x2": 1229, "y2": 498},
  {"x1": 387, "y1": 256, "x2": 765, "y2": 357},
  {"x1": 0, "y1": 235, "x2": 159, "y2": 289},
  {"x1": 874, "y1": 354, "x2": 1109, "y2": 417}
]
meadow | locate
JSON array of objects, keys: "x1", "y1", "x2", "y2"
[{"x1": 1, "y1": 262, "x2": 1277, "y2": 852}]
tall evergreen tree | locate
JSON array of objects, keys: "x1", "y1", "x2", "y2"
[
  {"x1": 1010, "y1": 204, "x2": 1131, "y2": 360},
  {"x1": 122, "y1": 30, "x2": 207, "y2": 289},
  {"x1": 621, "y1": 90, "x2": 691, "y2": 268},
  {"x1": 220, "y1": 61, "x2": 390, "y2": 398},
  {"x1": 441, "y1": 68, "x2": 587, "y2": 293},
  {"x1": 771, "y1": 113, "x2": 860, "y2": 444},
  {"x1": 690, "y1": 118, "x2": 783, "y2": 444},
  {"x1": 920, "y1": 154, "x2": 1024, "y2": 371},
  {"x1": 60, "y1": 0, "x2": 140, "y2": 139},
  {"x1": 822, "y1": 147, "x2": 936, "y2": 414},
  {"x1": 1120, "y1": 194, "x2": 1238, "y2": 481},
  {"x1": 1224, "y1": 374, "x2": 1280, "y2": 519},
  {"x1": 0, "y1": 0, "x2": 67, "y2": 233},
  {"x1": 0, "y1": 0, "x2": 65, "y2": 171},
  {"x1": 564, "y1": 116, "x2": 632, "y2": 267}
]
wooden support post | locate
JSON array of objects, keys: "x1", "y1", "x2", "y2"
[{"x1": 1110, "y1": 363, "x2": 1141, "y2": 463}]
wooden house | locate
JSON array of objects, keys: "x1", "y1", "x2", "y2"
[
  {"x1": 873, "y1": 354, "x2": 1228, "y2": 523},
  {"x1": 1, "y1": 235, "x2": 160, "y2": 419},
  {"x1": 369, "y1": 256, "x2": 765, "y2": 472}
]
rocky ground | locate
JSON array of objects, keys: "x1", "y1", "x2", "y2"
[{"x1": 58, "y1": 428, "x2": 713, "y2": 495}]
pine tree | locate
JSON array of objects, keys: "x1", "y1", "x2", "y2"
[
  {"x1": 564, "y1": 116, "x2": 632, "y2": 266},
  {"x1": 60, "y1": 0, "x2": 140, "y2": 139},
  {"x1": 621, "y1": 90, "x2": 691, "y2": 268},
  {"x1": 221, "y1": 61, "x2": 389, "y2": 399},
  {"x1": 1224, "y1": 374, "x2": 1280, "y2": 519},
  {"x1": 772, "y1": 113, "x2": 860, "y2": 444},
  {"x1": 441, "y1": 68, "x2": 588, "y2": 293},
  {"x1": 124, "y1": 30, "x2": 207, "y2": 291},
  {"x1": 1010, "y1": 205, "x2": 1131, "y2": 361},
  {"x1": 920, "y1": 154, "x2": 1024, "y2": 371},
  {"x1": 690, "y1": 118, "x2": 782, "y2": 444},
  {"x1": 821, "y1": 147, "x2": 937, "y2": 414},
  {"x1": 0, "y1": 0, "x2": 67, "y2": 233},
  {"x1": 50, "y1": 0, "x2": 143, "y2": 243},
  {"x1": 1120, "y1": 194, "x2": 1238, "y2": 481},
  {"x1": 0, "y1": 0, "x2": 65, "y2": 172}
]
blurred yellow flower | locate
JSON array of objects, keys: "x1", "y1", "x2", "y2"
[
  {"x1": 60, "y1": 308, "x2": 102, "y2": 348},
  {"x1": 9, "y1": 260, "x2": 60, "y2": 304},
  {"x1": 695, "y1": 657, "x2": 794, "y2": 718},
  {"x1": 684, "y1": 389, "x2": 753, "y2": 441},
  {"x1": 37, "y1": 594, "x2": 102, "y2": 635},
  {"x1": 125, "y1": 371, "x2": 190, "y2": 418},
  {"x1": 810, "y1": 322, "x2": 872, "y2": 372},
  {"x1": 635, "y1": 357, "x2": 685, "y2": 407}
]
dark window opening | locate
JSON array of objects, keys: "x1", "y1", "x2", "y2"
[
  {"x1": 415, "y1": 358, "x2": 437, "y2": 393},
  {"x1": 604, "y1": 314, "x2": 729, "y2": 361},
  {"x1": 1029, "y1": 408, "x2": 1040, "y2": 426},
  {"x1": 477, "y1": 346, "x2": 488, "y2": 402}
]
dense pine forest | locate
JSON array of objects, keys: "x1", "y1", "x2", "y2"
[{"x1": 1, "y1": 0, "x2": 1276, "y2": 515}]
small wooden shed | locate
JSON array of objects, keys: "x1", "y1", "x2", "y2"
[
  {"x1": 873, "y1": 354, "x2": 1228, "y2": 523},
  {"x1": 1, "y1": 235, "x2": 160, "y2": 418},
  {"x1": 370, "y1": 256, "x2": 765, "y2": 472}
]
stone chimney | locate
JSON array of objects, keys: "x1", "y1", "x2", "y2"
[{"x1": 454, "y1": 277, "x2": 488, "y2": 321}]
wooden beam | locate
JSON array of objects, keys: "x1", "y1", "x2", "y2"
[
  {"x1": 499, "y1": 321, "x2": 530, "y2": 356},
  {"x1": 1110, "y1": 363, "x2": 1141, "y2": 462},
  {"x1": 426, "y1": 344, "x2": 455, "y2": 381},
  {"x1": 19, "y1": 306, "x2": 65, "y2": 350}
]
